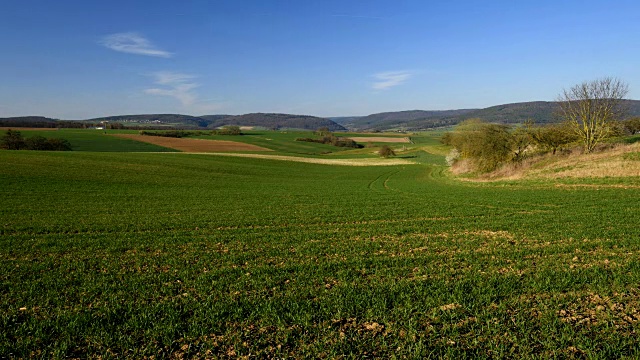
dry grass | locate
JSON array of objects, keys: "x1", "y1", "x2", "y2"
[
  {"x1": 536, "y1": 143, "x2": 640, "y2": 179},
  {"x1": 112, "y1": 134, "x2": 272, "y2": 152},
  {"x1": 195, "y1": 153, "x2": 415, "y2": 166},
  {"x1": 454, "y1": 142, "x2": 640, "y2": 181},
  {"x1": 348, "y1": 137, "x2": 411, "y2": 143},
  {"x1": 450, "y1": 159, "x2": 475, "y2": 176}
]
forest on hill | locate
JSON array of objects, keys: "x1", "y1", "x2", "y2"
[
  {"x1": 335, "y1": 100, "x2": 640, "y2": 131},
  {"x1": 3, "y1": 100, "x2": 640, "y2": 131}
]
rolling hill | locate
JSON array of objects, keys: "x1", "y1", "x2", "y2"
[
  {"x1": 338, "y1": 100, "x2": 640, "y2": 131},
  {"x1": 0, "y1": 116, "x2": 59, "y2": 128},
  {"x1": 1, "y1": 113, "x2": 346, "y2": 131},
  {"x1": 87, "y1": 114, "x2": 212, "y2": 128},
  {"x1": 4, "y1": 100, "x2": 640, "y2": 131},
  {"x1": 335, "y1": 109, "x2": 477, "y2": 131},
  {"x1": 201, "y1": 113, "x2": 347, "y2": 131}
]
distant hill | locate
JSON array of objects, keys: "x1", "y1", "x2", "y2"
[
  {"x1": 343, "y1": 109, "x2": 477, "y2": 131},
  {"x1": 199, "y1": 115, "x2": 232, "y2": 122},
  {"x1": 1, "y1": 113, "x2": 346, "y2": 131},
  {"x1": 203, "y1": 113, "x2": 346, "y2": 131},
  {"x1": 340, "y1": 100, "x2": 640, "y2": 131},
  {"x1": 455, "y1": 101, "x2": 559, "y2": 125},
  {"x1": 5, "y1": 100, "x2": 640, "y2": 131},
  {"x1": 88, "y1": 113, "x2": 345, "y2": 131},
  {"x1": 0, "y1": 116, "x2": 59, "y2": 128},
  {"x1": 88, "y1": 114, "x2": 211, "y2": 128}
]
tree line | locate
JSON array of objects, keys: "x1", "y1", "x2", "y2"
[
  {"x1": 296, "y1": 128, "x2": 362, "y2": 148},
  {"x1": 139, "y1": 126, "x2": 243, "y2": 138},
  {"x1": 1, "y1": 130, "x2": 72, "y2": 151}
]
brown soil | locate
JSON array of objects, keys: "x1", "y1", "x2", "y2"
[
  {"x1": 111, "y1": 134, "x2": 272, "y2": 152},
  {"x1": 348, "y1": 137, "x2": 411, "y2": 143}
]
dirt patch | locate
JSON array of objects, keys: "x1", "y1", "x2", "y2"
[
  {"x1": 196, "y1": 153, "x2": 414, "y2": 166},
  {"x1": 348, "y1": 137, "x2": 411, "y2": 143},
  {"x1": 111, "y1": 134, "x2": 272, "y2": 152},
  {"x1": 557, "y1": 291, "x2": 640, "y2": 328},
  {"x1": 0, "y1": 127, "x2": 60, "y2": 131}
]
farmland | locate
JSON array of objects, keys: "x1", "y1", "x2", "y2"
[
  {"x1": 1, "y1": 130, "x2": 640, "y2": 358},
  {"x1": 111, "y1": 134, "x2": 273, "y2": 153}
]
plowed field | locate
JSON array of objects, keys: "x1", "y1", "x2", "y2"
[{"x1": 112, "y1": 134, "x2": 272, "y2": 152}]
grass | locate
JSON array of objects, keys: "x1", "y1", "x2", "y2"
[
  {"x1": 203, "y1": 131, "x2": 358, "y2": 156},
  {"x1": 10, "y1": 129, "x2": 177, "y2": 152},
  {"x1": 2, "y1": 132, "x2": 640, "y2": 358}
]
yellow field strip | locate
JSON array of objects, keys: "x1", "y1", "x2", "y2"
[{"x1": 189, "y1": 152, "x2": 415, "y2": 166}]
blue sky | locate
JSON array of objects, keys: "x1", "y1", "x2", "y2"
[{"x1": 1, "y1": 0, "x2": 639, "y2": 119}]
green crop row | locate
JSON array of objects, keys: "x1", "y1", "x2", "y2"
[{"x1": 1, "y1": 147, "x2": 639, "y2": 358}]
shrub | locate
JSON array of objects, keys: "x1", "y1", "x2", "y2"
[
  {"x1": 296, "y1": 136, "x2": 362, "y2": 148},
  {"x1": 315, "y1": 127, "x2": 331, "y2": 136},
  {"x1": 140, "y1": 130, "x2": 188, "y2": 138},
  {"x1": 378, "y1": 145, "x2": 396, "y2": 158},
  {"x1": 44, "y1": 138, "x2": 72, "y2": 151},
  {"x1": 212, "y1": 126, "x2": 242, "y2": 135},
  {"x1": 24, "y1": 136, "x2": 51, "y2": 150},
  {"x1": 531, "y1": 122, "x2": 578, "y2": 155},
  {"x1": 623, "y1": 118, "x2": 640, "y2": 135},
  {"x1": 1, "y1": 129, "x2": 26, "y2": 150},
  {"x1": 442, "y1": 119, "x2": 529, "y2": 172},
  {"x1": 1, "y1": 130, "x2": 71, "y2": 151},
  {"x1": 445, "y1": 149, "x2": 460, "y2": 166}
]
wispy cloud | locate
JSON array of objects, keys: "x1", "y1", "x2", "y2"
[
  {"x1": 144, "y1": 71, "x2": 198, "y2": 106},
  {"x1": 143, "y1": 71, "x2": 224, "y2": 113},
  {"x1": 101, "y1": 32, "x2": 172, "y2": 58},
  {"x1": 372, "y1": 71, "x2": 413, "y2": 90}
]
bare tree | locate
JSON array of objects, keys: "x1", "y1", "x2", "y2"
[{"x1": 557, "y1": 77, "x2": 629, "y2": 153}]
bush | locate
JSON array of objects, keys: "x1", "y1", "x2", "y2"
[
  {"x1": 296, "y1": 135, "x2": 362, "y2": 148},
  {"x1": 315, "y1": 127, "x2": 331, "y2": 136},
  {"x1": 442, "y1": 119, "x2": 532, "y2": 172},
  {"x1": 531, "y1": 122, "x2": 578, "y2": 155},
  {"x1": 44, "y1": 138, "x2": 72, "y2": 151},
  {"x1": 445, "y1": 149, "x2": 460, "y2": 166},
  {"x1": 378, "y1": 145, "x2": 396, "y2": 158},
  {"x1": 212, "y1": 126, "x2": 242, "y2": 136},
  {"x1": 24, "y1": 136, "x2": 51, "y2": 150},
  {"x1": 140, "y1": 130, "x2": 188, "y2": 138},
  {"x1": 1, "y1": 129, "x2": 26, "y2": 150},
  {"x1": 623, "y1": 118, "x2": 640, "y2": 135},
  {"x1": 1, "y1": 130, "x2": 71, "y2": 151}
]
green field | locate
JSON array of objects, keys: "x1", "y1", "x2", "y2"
[
  {"x1": 2, "y1": 131, "x2": 640, "y2": 358},
  {"x1": 9, "y1": 129, "x2": 177, "y2": 152}
]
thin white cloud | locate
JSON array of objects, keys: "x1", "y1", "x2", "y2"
[
  {"x1": 101, "y1": 32, "x2": 172, "y2": 58},
  {"x1": 152, "y1": 72, "x2": 196, "y2": 85},
  {"x1": 372, "y1": 71, "x2": 412, "y2": 90},
  {"x1": 144, "y1": 72, "x2": 198, "y2": 106},
  {"x1": 143, "y1": 72, "x2": 224, "y2": 113}
]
